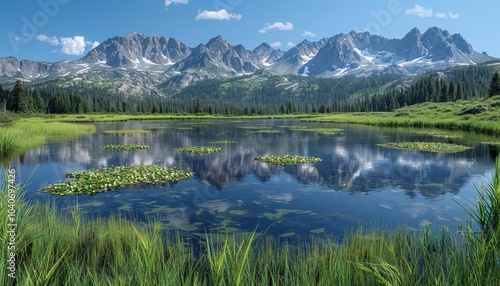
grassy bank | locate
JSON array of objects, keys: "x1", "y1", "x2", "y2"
[
  {"x1": 0, "y1": 117, "x2": 96, "y2": 159},
  {"x1": 306, "y1": 96, "x2": 500, "y2": 135},
  {"x1": 51, "y1": 113, "x2": 314, "y2": 123},
  {"x1": 1, "y1": 159, "x2": 499, "y2": 285}
]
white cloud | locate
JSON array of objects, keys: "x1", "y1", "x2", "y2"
[
  {"x1": 195, "y1": 9, "x2": 241, "y2": 21},
  {"x1": 165, "y1": 0, "x2": 188, "y2": 7},
  {"x1": 435, "y1": 11, "x2": 459, "y2": 19},
  {"x1": 302, "y1": 31, "x2": 317, "y2": 38},
  {"x1": 405, "y1": 4, "x2": 432, "y2": 17},
  {"x1": 36, "y1": 34, "x2": 97, "y2": 55},
  {"x1": 270, "y1": 42, "x2": 282, "y2": 48},
  {"x1": 259, "y1": 22, "x2": 294, "y2": 33},
  {"x1": 60, "y1": 36, "x2": 86, "y2": 55},
  {"x1": 287, "y1": 42, "x2": 295, "y2": 48},
  {"x1": 36, "y1": 34, "x2": 59, "y2": 46}
]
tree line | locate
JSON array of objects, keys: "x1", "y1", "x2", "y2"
[{"x1": 0, "y1": 65, "x2": 497, "y2": 115}]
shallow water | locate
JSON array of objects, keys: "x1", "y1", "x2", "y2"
[{"x1": 9, "y1": 119, "x2": 499, "y2": 240}]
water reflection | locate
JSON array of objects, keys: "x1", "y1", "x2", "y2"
[
  {"x1": 11, "y1": 120, "x2": 496, "y2": 199},
  {"x1": 7, "y1": 119, "x2": 498, "y2": 238}
]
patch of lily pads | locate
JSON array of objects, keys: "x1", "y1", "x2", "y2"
[
  {"x1": 254, "y1": 155, "x2": 322, "y2": 165},
  {"x1": 102, "y1": 144, "x2": 149, "y2": 151},
  {"x1": 416, "y1": 131, "x2": 463, "y2": 139},
  {"x1": 176, "y1": 146, "x2": 222, "y2": 154},
  {"x1": 255, "y1": 129, "x2": 280, "y2": 133},
  {"x1": 237, "y1": 125, "x2": 272, "y2": 130},
  {"x1": 378, "y1": 142, "x2": 473, "y2": 153},
  {"x1": 43, "y1": 165, "x2": 193, "y2": 195},
  {"x1": 102, "y1": 129, "x2": 150, "y2": 134},
  {"x1": 281, "y1": 126, "x2": 345, "y2": 135},
  {"x1": 209, "y1": 140, "x2": 237, "y2": 144}
]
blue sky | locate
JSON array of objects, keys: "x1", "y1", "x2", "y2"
[{"x1": 2, "y1": 0, "x2": 499, "y2": 62}]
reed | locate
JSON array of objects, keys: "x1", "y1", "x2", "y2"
[{"x1": 0, "y1": 118, "x2": 96, "y2": 160}]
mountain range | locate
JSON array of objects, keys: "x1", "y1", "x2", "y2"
[{"x1": 0, "y1": 27, "x2": 497, "y2": 95}]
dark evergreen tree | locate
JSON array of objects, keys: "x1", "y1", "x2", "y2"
[
  {"x1": 11, "y1": 80, "x2": 28, "y2": 113},
  {"x1": 489, "y1": 71, "x2": 500, "y2": 97}
]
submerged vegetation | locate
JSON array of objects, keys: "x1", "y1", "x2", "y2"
[
  {"x1": 176, "y1": 146, "x2": 222, "y2": 154},
  {"x1": 1, "y1": 158, "x2": 500, "y2": 284},
  {"x1": 102, "y1": 144, "x2": 150, "y2": 151},
  {"x1": 378, "y1": 142, "x2": 473, "y2": 153},
  {"x1": 254, "y1": 155, "x2": 322, "y2": 165},
  {"x1": 42, "y1": 165, "x2": 193, "y2": 195}
]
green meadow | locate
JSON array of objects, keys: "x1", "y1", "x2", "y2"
[
  {"x1": 306, "y1": 96, "x2": 500, "y2": 135},
  {"x1": 0, "y1": 117, "x2": 96, "y2": 159}
]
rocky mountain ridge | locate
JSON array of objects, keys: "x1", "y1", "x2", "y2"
[{"x1": 0, "y1": 27, "x2": 496, "y2": 95}]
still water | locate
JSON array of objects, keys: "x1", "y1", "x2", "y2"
[{"x1": 9, "y1": 119, "x2": 499, "y2": 240}]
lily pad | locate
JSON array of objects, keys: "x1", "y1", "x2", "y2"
[
  {"x1": 254, "y1": 155, "x2": 322, "y2": 165},
  {"x1": 176, "y1": 146, "x2": 221, "y2": 154},
  {"x1": 102, "y1": 144, "x2": 149, "y2": 151},
  {"x1": 209, "y1": 140, "x2": 237, "y2": 144},
  {"x1": 228, "y1": 210, "x2": 247, "y2": 215},
  {"x1": 43, "y1": 165, "x2": 193, "y2": 195},
  {"x1": 310, "y1": 228, "x2": 325, "y2": 234},
  {"x1": 279, "y1": 232, "x2": 295, "y2": 238},
  {"x1": 378, "y1": 142, "x2": 473, "y2": 153}
]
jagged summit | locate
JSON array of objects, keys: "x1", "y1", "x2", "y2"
[{"x1": 0, "y1": 27, "x2": 497, "y2": 91}]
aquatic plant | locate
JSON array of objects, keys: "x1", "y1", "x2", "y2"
[
  {"x1": 282, "y1": 126, "x2": 345, "y2": 135},
  {"x1": 459, "y1": 158, "x2": 500, "y2": 244},
  {"x1": 415, "y1": 131, "x2": 463, "y2": 138},
  {"x1": 237, "y1": 125, "x2": 273, "y2": 130},
  {"x1": 254, "y1": 155, "x2": 322, "y2": 165},
  {"x1": 209, "y1": 140, "x2": 237, "y2": 144},
  {"x1": 176, "y1": 146, "x2": 221, "y2": 154},
  {"x1": 254, "y1": 129, "x2": 280, "y2": 133},
  {"x1": 0, "y1": 118, "x2": 95, "y2": 158},
  {"x1": 43, "y1": 165, "x2": 193, "y2": 195},
  {"x1": 317, "y1": 131, "x2": 345, "y2": 136},
  {"x1": 102, "y1": 129, "x2": 150, "y2": 134},
  {"x1": 378, "y1": 142, "x2": 473, "y2": 153},
  {"x1": 101, "y1": 144, "x2": 150, "y2": 151}
]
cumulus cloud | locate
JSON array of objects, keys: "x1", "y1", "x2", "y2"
[
  {"x1": 60, "y1": 36, "x2": 86, "y2": 55},
  {"x1": 287, "y1": 42, "x2": 295, "y2": 48},
  {"x1": 36, "y1": 34, "x2": 98, "y2": 55},
  {"x1": 36, "y1": 34, "x2": 59, "y2": 46},
  {"x1": 435, "y1": 11, "x2": 459, "y2": 19},
  {"x1": 270, "y1": 42, "x2": 282, "y2": 48},
  {"x1": 165, "y1": 0, "x2": 188, "y2": 7},
  {"x1": 195, "y1": 9, "x2": 241, "y2": 21},
  {"x1": 405, "y1": 4, "x2": 432, "y2": 17},
  {"x1": 259, "y1": 22, "x2": 294, "y2": 33},
  {"x1": 302, "y1": 31, "x2": 317, "y2": 38}
]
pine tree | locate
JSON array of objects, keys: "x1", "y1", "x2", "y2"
[
  {"x1": 11, "y1": 80, "x2": 28, "y2": 113},
  {"x1": 489, "y1": 71, "x2": 500, "y2": 97}
]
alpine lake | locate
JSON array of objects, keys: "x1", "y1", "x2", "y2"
[{"x1": 11, "y1": 119, "x2": 499, "y2": 241}]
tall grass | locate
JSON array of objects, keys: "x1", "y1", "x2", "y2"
[
  {"x1": 307, "y1": 96, "x2": 500, "y2": 135},
  {"x1": 51, "y1": 113, "x2": 314, "y2": 123},
  {"x1": 2, "y1": 163, "x2": 500, "y2": 285},
  {"x1": 0, "y1": 118, "x2": 96, "y2": 160}
]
